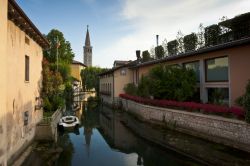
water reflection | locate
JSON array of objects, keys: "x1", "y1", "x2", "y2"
[
  {"x1": 22, "y1": 101, "x2": 250, "y2": 166},
  {"x1": 56, "y1": 103, "x2": 205, "y2": 166}
]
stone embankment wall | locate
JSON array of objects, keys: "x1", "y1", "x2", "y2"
[
  {"x1": 121, "y1": 98, "x2": 250, "y2": 152},
  {"x1": 35, "y1": 107, "x2": 64, "y2": 142}
]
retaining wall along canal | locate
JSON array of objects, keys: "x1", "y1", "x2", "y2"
[
  {"x1": 35, "y1": 107, "x2": 64, "y2": 142},
  {"x1": 121, "y1": 98, "x2": 250, "y2": 152}
]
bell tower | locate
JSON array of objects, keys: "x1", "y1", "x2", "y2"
[{"x1": 84, "y1": 25, "x2": 92, "y2": 66}]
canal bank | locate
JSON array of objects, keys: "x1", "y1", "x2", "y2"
[{"x1": 121, "y1": 98, "x2": 250, "y2": 153}]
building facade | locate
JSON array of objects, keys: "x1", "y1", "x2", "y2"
[
  {"x1": 0, "y1": 0, "x2": 49, "y2": 165},
  {"x1": 83, "y1": 26, "x2": 92, "y2": 67},
  {"x1": 71, "y1": 60, "x2": 86, "y2": 87},
  {"x1": 99, "y1": 63, "x2": 134, "y2": 105},
  {"x1": 99, "y1": 38, "x2": 250, "y2": 107}
]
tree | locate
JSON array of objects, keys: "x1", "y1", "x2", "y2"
[
  {"x1": 149, "y1": 46, "x2": 155, "y2": 59},
  {"x1": 137, "y1": 75, "x2": 150, "y2": 98},
  {"x1": 167, "y1": 40, "x2": 178, "y2": 56},
  {"x1": 155, "y1": 45, "x2": 165, "y2": 59},
  {"x1": 205, "y1": 24, "x2": 221, "y2": 46},
  {"x1": 44, "y1": 29, "x2": 74, "y2": 64},
  {"x1": 81, "y1": 67, "x2": 107, "y2": 92},
  {"x1": 176, "y1": 30, "x2": 184, "y2": 54},
  {"x1": 148, "y1": 65, "x2": 196, "y2": 101},
  {"x1": 42, "y1": 29, "x2": 75, "y2": 111},
  {"x1": 236, "y1": 80, "x2": 250, "y2": 123},
  {"x1": 142, "y1": 50, "x2": 151, "y2": 62},
  {"x1": 42, "y1": 59, "x2": 64, "y2": 112},
  {"x1": 124, "y1": 83, "x2": 137, "y2": 96},
  {"x1": 183, "y1": 33, "x2": 198, "y2": 52},
  {"x1": 197, "y1": 23, "x2": 205, "y2": 49},
  {"x1": 162, "y1": 38, "x2": 168, "y2": 56}
]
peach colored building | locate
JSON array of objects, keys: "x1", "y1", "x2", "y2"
[
  {"x1": 133, "y1": 39, "x2": 250, "y2": 106},
  {"x1": 99, "y1": 62, "x2": 135, "y2": 105},
  {"x1": 100, "y1": 38, "x2": 250, "y2": 107},
  {"x1": 0, "y1": 0, "x2": 49, "y2": 165}
]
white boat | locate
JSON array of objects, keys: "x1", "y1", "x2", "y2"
[{"x1": 58, "y1": 116, "x2": 80, "y2": 128}]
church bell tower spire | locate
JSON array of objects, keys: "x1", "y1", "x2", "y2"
[{"x1": 84, "y1": 25, "x2": 92, "y2": 66}]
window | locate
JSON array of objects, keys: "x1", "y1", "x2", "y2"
[
  {"x1": 25, "y1": 55, "x2": 29, "y2": 81},
  {"x1": 207, "y1": 88, "x2": 229, "y2": 105},
  {"x1": 184, "y1": 61, "x2": 200, "y2": 82},
  {"x1": 120, "y1": 68, "x2": 126, "y2": 75},
  {"x1": 23, "y1": 111, "x2": 29, "y2": 126},
  {"x1": 205, "y1": 57, "x2": 228, "y2": 82},
  {"x1": 169, "y1": 64, "x2": 182, "y2": 68},
  {"x1": 25, "y1": 36, "x2": 30, "y2": 45}
]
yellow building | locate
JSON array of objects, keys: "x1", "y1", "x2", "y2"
[
  {"x1": 71, "y1": 60, "x2": 86, "y2": 87},
  {"x1": 0, "y1": 0, "x2": 49, "y2": 165}
]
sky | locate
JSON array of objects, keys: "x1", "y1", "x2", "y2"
[{"x1": 17, "y1": 0, "x2": 250, "y2": 68}]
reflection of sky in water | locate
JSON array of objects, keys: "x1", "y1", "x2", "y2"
[{"x1": 69, "y1": 128, "x2": 138, "y2": 166}]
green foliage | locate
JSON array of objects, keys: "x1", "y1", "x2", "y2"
[
  {"x1": 43, "y1": 29, "x2": 74, "y2": 64},
  {"x1": 42, "y1": 29, "x2": 75, "y2": 112},
  {"x1": 64, "y1": 82, "x2": 73, "y2": 107},
  {"x1": 43, "y1": 97, "x2": 52, "y2": 112},
  {"x1": 205, "y1": 24, "x2": 221, "y2": 46},
  {"x1": 236, "y1": 80, "x2": 250, "y2": 123},
  {"x1": 42, "y1": 59, "x2": 63, "y2": 97},
  {"x1": 81, "y1": 67, "x2": 107, "y2": 92},
  {"x1": 142, "y1": 50, "x2": 151, "y2": 62},
  {"x1": 209, "y1": 89, "x2": 225, "y2": 105},
  {"x1": 167, "y1": 40, "x2": 178, "y2": 56},
  {"x1": 155, "y1": 45, "x2": 165, "y2": 59},
  {"x1": 137, "y1": 75, "x2": 150, "y2": 98},
  {"x1": 49, "y1": 62, "x2": 71, "y2": 83},
  {"x1": 231, "y1": 12, "x2": 250, "y2": 39},
  {"x1": 148, "y1": 65, "x2": 196, "y2": 101},
  {"x1": 183, "y1": 33, "x2": 198, "y2": 52},
  {"x1": 124, "y1": 83, "x2": 137, "y2": 96}
]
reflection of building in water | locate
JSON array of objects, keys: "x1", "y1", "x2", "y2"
[
  {"x1": 82, "y1": 104, "x2": 100, "y2": 157},
  {"x1": 84, "y1": 127, "x2": 93, "y2": 157},
  {"x1": 99, "y1": 106, "x2": 136, "y2": 152},
  {"x1": 75, "y1": 102, "x2": 83, "y2": 120}
]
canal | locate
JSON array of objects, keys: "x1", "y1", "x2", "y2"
[{"x1": 23, "y1": 102, "x2": 250, "y2": 166}]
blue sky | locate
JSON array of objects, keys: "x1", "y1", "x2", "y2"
[{"x1": 17, "y1": 0, "x2": 250, "y2": 68}]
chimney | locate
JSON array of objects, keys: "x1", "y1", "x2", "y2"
[
  {"x1": 156, "y1": 35, "x2": 159, "y2": 47},
  {"x1": 136, "y1": 50, "x2": 141, "y2": 61}
]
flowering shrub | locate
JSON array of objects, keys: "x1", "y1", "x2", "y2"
[{"x1": 120, "y1": 94, "x2": 245, "y2": 118}]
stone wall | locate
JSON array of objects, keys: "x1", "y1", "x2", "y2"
[
  {"x1": 35, "y1": 107, "x2": 63, "y2": 142},
  {"x1": 121, "y1": 98, "x2": 250, "y2": 152}
]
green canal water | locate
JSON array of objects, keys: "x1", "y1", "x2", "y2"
[{"x1": 23, "y1": 102, "x2": 250, "y2": 166}]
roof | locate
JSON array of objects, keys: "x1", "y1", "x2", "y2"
[
  {"x1": 113, "y1": 60, "x2": 131, "y2": 67},
  {"x1": 133, "y1": 37, "x2": 250, "y2": 68},
  {"x1": 99, "y1": 60, "x2": 137, "y2": 76},
  {"x1": 219, "y1": 12, "x2": 250, "y2": 29},
  {"x1": 8, "y1": 0, "x2": 50, "y2": 49},
  {"x1": 85, "y1": 26, "x2": 91, "y2": 46},
  {"x1": 72, "y1": 60, "x2": 87, "y2": 67}
]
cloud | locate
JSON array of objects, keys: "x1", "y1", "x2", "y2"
[{"x1": 96, "y1": 0, "x2": 250, "y2": 67}]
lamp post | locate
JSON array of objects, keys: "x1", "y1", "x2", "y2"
[{"x1": 56, "y1": 36, "x2": 59, "y2": 72}]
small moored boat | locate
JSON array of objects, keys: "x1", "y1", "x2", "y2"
[{"x1": 58, "y1": 116, "x2": 80, "y2": 129}]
